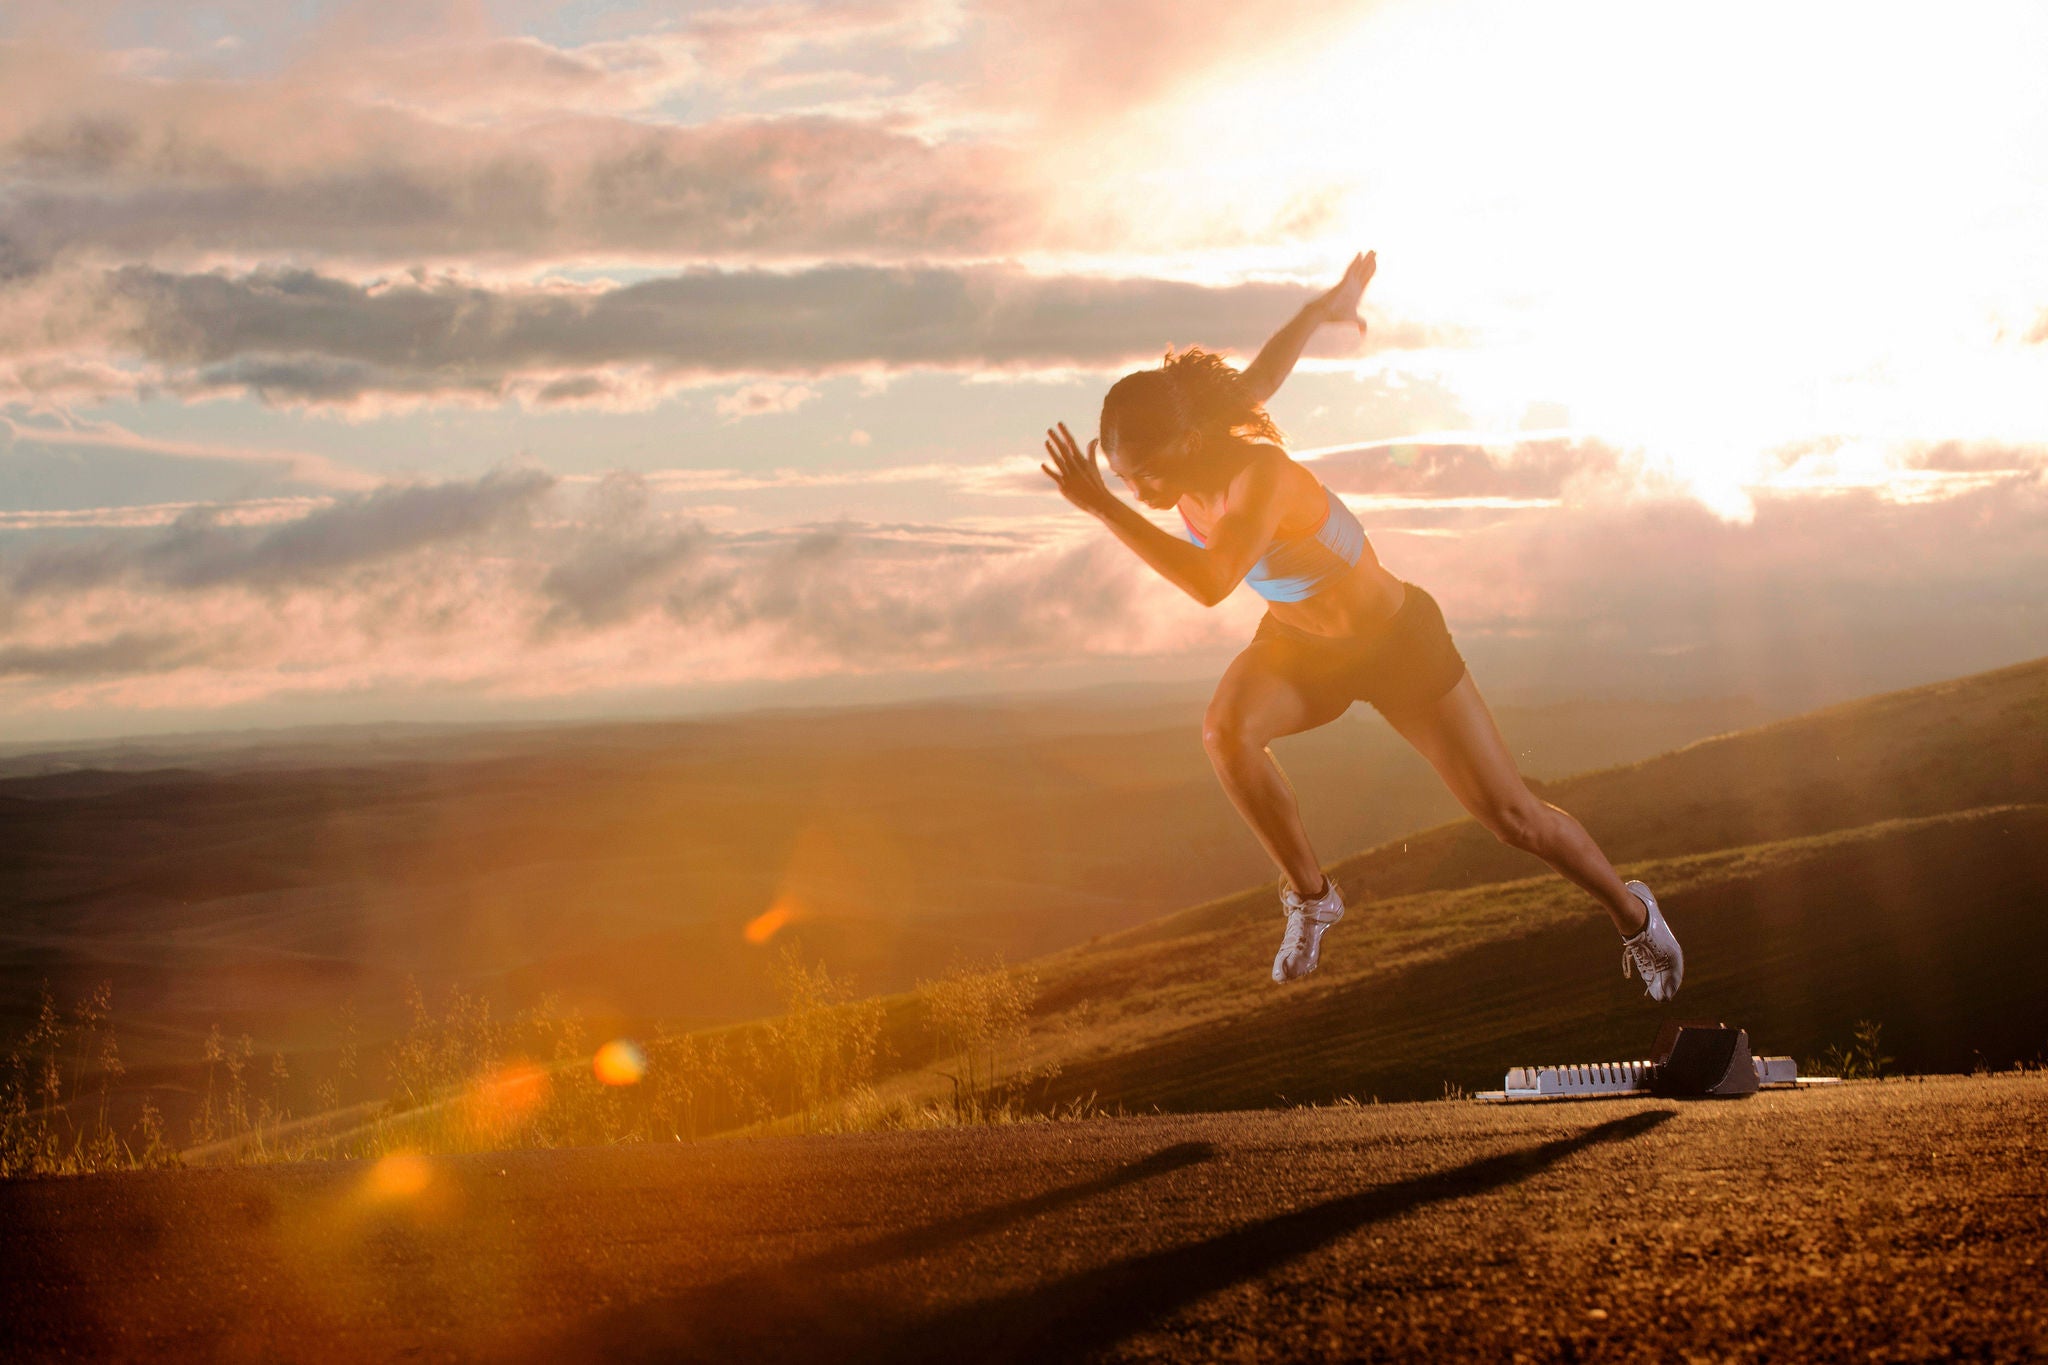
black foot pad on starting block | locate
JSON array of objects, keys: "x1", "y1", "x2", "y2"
[{"x1": 1648, "y1": 1020, "x2": 1760, "y2": 1098}]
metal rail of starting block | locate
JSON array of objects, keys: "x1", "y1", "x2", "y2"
[{"x1": 1474, "y1": 1023, "x2": 1842, "y2": 1102}]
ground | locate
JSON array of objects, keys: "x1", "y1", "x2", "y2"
[{"x1": 4, "y1": 1074, "x2": 2045, "y2": 1363}]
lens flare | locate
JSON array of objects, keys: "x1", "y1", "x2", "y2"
[
  {"x1": 593, "y1": 1038, "x2": 646, "y2": 1087},
  {"x1": 364, "y1": 1151, "x2": 432, "y2": 1202},
  {"x1": 464, "y1": 1061, "x2": 550, "y2": 1137},
  {"x1": 744, "y1": 900, "x2": 797, "y2": 945}
]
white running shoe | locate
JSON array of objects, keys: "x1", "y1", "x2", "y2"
[
  {"x1": 1273, "y1": 877, "x2": 1345, "y2": 983},
  {"x1": 1619, "y1": 880, "x2": 1684, "y2": 1002}
]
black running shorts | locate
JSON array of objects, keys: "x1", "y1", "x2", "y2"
[{"x1": 1251, "y1": 580, "x2": 1468, "y2": 717}]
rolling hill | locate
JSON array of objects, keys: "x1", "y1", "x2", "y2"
[
  {"x1": 857, "y1": 655, "x2": 2048, "y2": 1112},
  {"x1": 0, "y1": 687, "x2": 1773, "y2": 1139}
]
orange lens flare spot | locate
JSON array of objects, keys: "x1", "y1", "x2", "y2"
[
  {"x1": 744, "y1": 901, "x2": 796, "y2": 945},
  {"x1": 593, "y1": 1039, "x2": 646, "y2": 1087},
  {"x1": 365, "y1": 1151, "x2": 432, "y2": 1201}
]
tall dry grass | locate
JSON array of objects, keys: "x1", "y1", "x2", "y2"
[
  {"x1": 3, "y1": 948, "x2": 1084, "y2": 1176},
  {"x1": 2, "y1": 982, "x2": 172, "y2": 1177}
]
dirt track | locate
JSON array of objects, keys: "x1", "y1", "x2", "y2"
[{"x1": 4, "y1": 1075, "x2": 2045, "y2": 1363}]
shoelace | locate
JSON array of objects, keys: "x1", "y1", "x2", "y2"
[
  {"x1": 1621, "y1": 936, "x2": 1672, "y2": 981},
  {"x1": 1278, "y1": 910, "x2": 1310, "y2": 958}
]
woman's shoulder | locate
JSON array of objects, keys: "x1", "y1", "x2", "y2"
[
  {"x1": 1225, "y1": 438, "x2": 1297, "y2": 482},
  {"x1": 1230, "y1": 439, "x2": 1323, "y2": 501}
]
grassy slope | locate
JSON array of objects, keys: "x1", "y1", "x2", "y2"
[
  {"x1": 0, "y1": 693, "x2": 1773, "y2": 1056},
  {"x1": 862, "y1": 656, "x2": 2048, "y2": 1111}
]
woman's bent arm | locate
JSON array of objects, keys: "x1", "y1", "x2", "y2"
[
  {"x1": 1239, "y1": 303, "x2": 1324, "y2": 406},
  {"x1": 1092, "y1": 500, "x2": 1237, "y2": 605},
  {"x1": 1043, "y1": 424, "x2": 1286, "y2": 606},
  {"x1": 1239, "y1": 250, "x2": 1375, "y2": 405}
]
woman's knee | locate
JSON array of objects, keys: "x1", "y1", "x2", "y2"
[
  {"x1": 1485, "y1": 798, "x2": 1551, "y2": 852},
  {"x1": 1201, "y1": 705, "x2": 1264, "y2": 765}
]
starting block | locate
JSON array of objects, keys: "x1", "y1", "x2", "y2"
[{"x1": 1475, "y1": 1021, "x2": 1840, "y2": 1102}]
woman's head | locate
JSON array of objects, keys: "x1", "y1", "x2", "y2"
[{"x1": 1099, "y1": 347, "x2": 1283, "y2": 508}]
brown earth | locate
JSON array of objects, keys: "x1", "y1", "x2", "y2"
[{"x1": 4, "y1": 1074, "x2": 2044, "y2": 1363}]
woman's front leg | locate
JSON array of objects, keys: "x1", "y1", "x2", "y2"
[{"x1": 1202, "y1": 641, "x2": 1350, "y2": 897}]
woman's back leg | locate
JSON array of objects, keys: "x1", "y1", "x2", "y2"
[{"x1": 1374, "y1": 669, "x2": 1649, "y2": 938}]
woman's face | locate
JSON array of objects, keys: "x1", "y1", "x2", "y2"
[{"x1": 1104, "y1": 428, "x2": 1198, "y2": 509}]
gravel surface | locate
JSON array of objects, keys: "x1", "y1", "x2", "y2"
[{"x1": 4, "y1": 1074, "x2": 2045, "y2": 1363}]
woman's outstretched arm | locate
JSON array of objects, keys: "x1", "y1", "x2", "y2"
[
  {"x1": 1238, "y1": 250, "x2": 1376, "y2": 405},
  {"x1": 1041, "y1": 423, "x2": 1287, "y2": 607}
]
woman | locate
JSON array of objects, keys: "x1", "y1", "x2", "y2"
[{"x1": 1039, "y1": 251, "x2": 1684, "y2": 997}]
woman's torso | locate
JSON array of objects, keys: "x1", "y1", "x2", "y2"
[{"x1": 1177, "y1": 444, "x2": 1405, "y2": 639}]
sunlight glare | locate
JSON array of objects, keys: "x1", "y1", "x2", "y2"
[
  {"x1": 465, "y1": 1062, "x2": 551, "y2": 1137},
  {"x1": 364, "y1": 1151, "x2": 432, "y2": 1202},
  {"x1": 1087, "y1": 0, "x2": 2048, "y2": 514},
  {"x1": 593, "y1": 1039, "x2": 646, "y2": 1087},
  {"x1": 744, "y1": 898, "x2": 798, "y2": 945}
]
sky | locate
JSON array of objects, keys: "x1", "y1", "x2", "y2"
[{"x1": 2, "y1": 0, "x2": 2045, "y2": 742}]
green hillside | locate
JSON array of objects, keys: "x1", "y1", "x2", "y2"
[{"x1": 866, "y1": 657, "x2": 2048, "y2": 1112}]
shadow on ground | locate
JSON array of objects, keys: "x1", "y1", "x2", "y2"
[{"x1": 539, "y1": 1110, "x2": 1673, "y2": 1364}]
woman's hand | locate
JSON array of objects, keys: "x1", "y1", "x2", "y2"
[
  {"x1": 1041, "y1": 421, "x2": 1117, "y2": 518},
  {"x1": 1311, "y1": 250, "x2": 1376, "y2": 336}
]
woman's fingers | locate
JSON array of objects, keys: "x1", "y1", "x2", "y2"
[
  {"x1": 1045, "y1": 436, "x2": 1079, "y2": 485},
  {"x1": 1045, "y1": 424, "x2": 1109, "y2": 504},
  {"x1": 1058, "y1": 422, "x2": 1089, "y2": 466},
  {"x1": 1047, "y1": 423, "x2": 1090, "y2": 469}
]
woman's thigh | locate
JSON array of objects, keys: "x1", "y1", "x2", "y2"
[
  {"x1": 1374, "y1": 669, "x2": 1538, "y2": 831},
  {"x1": 1206, "y1": 637, "x2": 1353, "y2": 746}
]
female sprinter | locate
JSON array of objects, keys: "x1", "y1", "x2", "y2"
[{"x1": 1039, "y1": 251, "x2": 1684, "y2": 997}]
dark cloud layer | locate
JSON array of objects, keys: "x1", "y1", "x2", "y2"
[
  {"x1": 4, "y1": 466, "x2": 553, "y2": 595},
  {"x1": 10, "y1": 262, "x2": 1443, "y2": 406},
  {"x1": 0, "y1": 631, "x2": 197, "y2": 680},
  {"x1": 0, "y1": 95, "x2": 1030, "y2": 271}
]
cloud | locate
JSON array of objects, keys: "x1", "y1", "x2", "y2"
[
  {"x1": 1382, "y1": 471, "x2": 2048, "y2": 708},
  {"x1": 653, "y1": 528, "x2": 1162, "y2": 664},
  {"x1": 530, "y1": 467, "x2": 1150, "y2": 656},
  {"x1": 0, "y1": 35, "x2": 1034, "y2": 271},
  {"x1": 969, "y1": 0, "x2": 1366, "y2": 128},
  {"x1": 536, "y1": 473, "x2": 704, "y2": 632},
  {"x1": 1905, "y1": 440, "x2": 2048, "y2": 474},
  {"x1": 3, "y1": 465, "x2": 552, "y2": 595},
  {"x1": 0, "y1": 630, "x2": 201, "y2": 679},
  {"x1": 0, "y1": 261, "x2": 1442, "y2": 409},
  {"x1": 1308, "y1": 436, "x2": 1637, "y2": 501},
  {"x1": 0, "y1": 456, "x2": 1228, "y2": 700},
  {"x1": 0, "y1": 410, "x2": 374, "y2": 514},
  {"x1": 2, "y1": 454, "x2": 2044, "y2": 723},
  {"x1": 715, "y1": 380, "x2": 820, "y2": 420},
  {"x1": 0, "y1": 0, "x2": 1388, "y2": 277}
]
